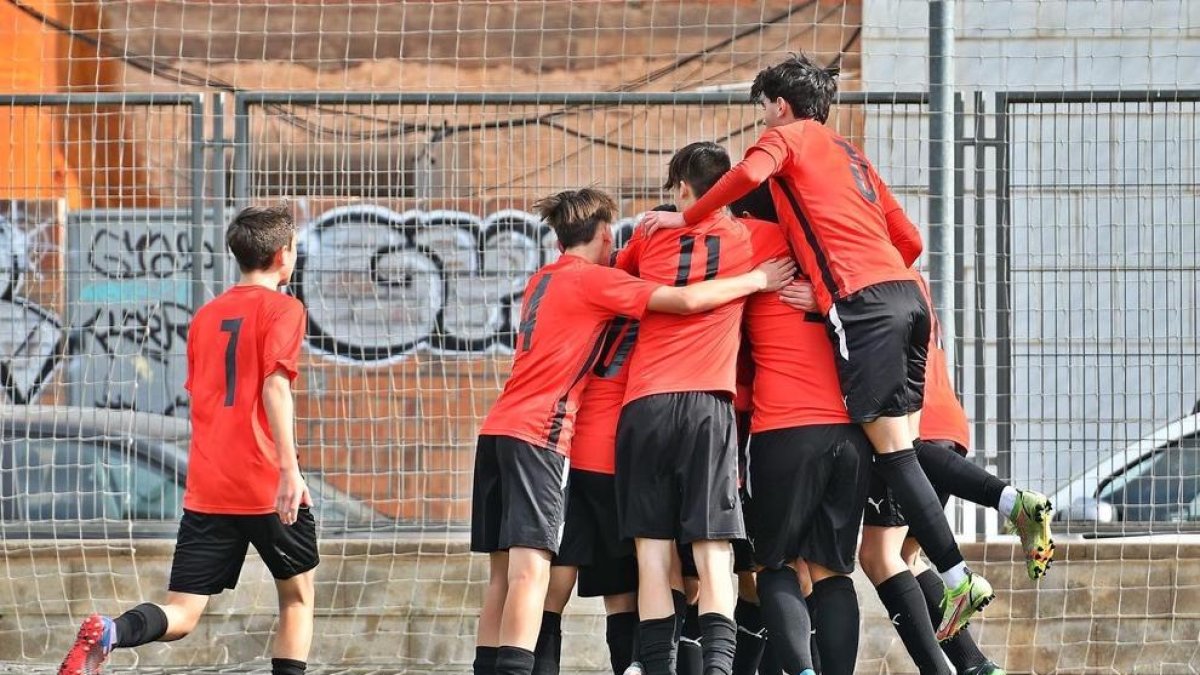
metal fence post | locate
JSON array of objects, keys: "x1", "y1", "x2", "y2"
[{"x1": 929, "y1": 0, "x2": 957, "y2": 365}]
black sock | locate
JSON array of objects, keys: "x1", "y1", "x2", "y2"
[
  {"x1": 758, "y1": 637, "x2": 783, "y2": 675},
  {"x1": 731, "y1": 599, "x2": 766, "y2": 675},
  {"x1": 496, "y1": 646, "x2": 537, "y2": 675},
  {"x1": 532, "y1": 611, "x2": 563, "y2": 675},
  {"x1": 606, "y1": 612, "x2": 638, "y2": 675},
  {"x1": 875, "y1": 572, "x2": 951, "y2": 675},
  {"x1": 475, "y1": 646, "x2": 500, "y2": 675},
  {"x1": 916, "y1": 569, "x2": 989, "y2": 672},
  {"x1": 682, "y1": 601, "x2": 700, "y2": 640},
  {"x1": 113, "y1": 603, "x2": 169, "y2": 648},
  {"x1": 639, "y1": 616, "x2": 679, "y2": 675},
  {"x1": 809, "y1": 576, "x2": 860, "y2": 675},
  {"x1": 677, "y1": 599, "x2": 702, "y2": 675},
  {"x1": 874, "y1": 449, "x2": 964, "y2": 572},
  {"x1": 756, "y1": 566, "x2": 813, "y2": 673},
  {"x1": 672, "y1": 590, "x2": 689, "y2": 642},
  {"x1": 699, "y1": 613, "x2": 737, "y2": 675},
  {"x1": 916, "y1": 441, "x2": 1008, "y2": 510},
  {"x1": 271, "y1": 658, "x2": 306, "y2": 675}
]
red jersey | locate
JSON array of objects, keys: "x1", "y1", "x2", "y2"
[
  {"x1": 479, "y1": 254, "x2": 657, "y2": 455},
  {"x1": 617, "y1": 211, "x2": 753, "y2": 404},
  {"x1": 916, "y1": 277, "x2": 971, "y2": 450},
  {"x1": 740, "y1": 218, "x2": 850, "y2": 433},
  {"x1": 183, "y1": 285, "x2": 306, "y2": 515},
  {"x1": 571, "y1": 317, "x2": 638, "y2": 474},
  {"x1": 734, "y1": 339, "x2": 754, "y2": 414},
  {"x1": 684, "y1": 120, "x2": 923, "y2": 313}
]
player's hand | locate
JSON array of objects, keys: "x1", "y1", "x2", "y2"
[
  {"x1": 754, "y1": 257, "x2": 797, "y2": 292},
  {"x1": 639, "y1": 209, "x2": 686, "y2": 236},
  {"x1": 779, "y1": 279, "x2": 817, "y2": 312},
  {"x1": 276, "y1": 466, "x2": 307, "y2": 525}
]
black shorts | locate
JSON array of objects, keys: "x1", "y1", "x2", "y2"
[
  {"x1": 679, "y1": 539, "x2": 756, "y2": 578},
  {"x1": 825, "y1": 279, "x2": 932, "y2": 424},
  {"x1": 554, "y1": 469, "x2": 638, "y2": 597},
  {"x1": 168, "y1": 507, "x2": 319, "y2": 595},
  {"x1": 470, "y1": 434, "x2": 569, "y2": 554},
  {"x1": 863, "y1": 439, "x2": 966, "y2": 528},
  {"x1": 615, "y1": 392, "x2": 744, "y2": 544},
  {"x1": 743, "y1": 424, "x2": 872, "y2": 574}
]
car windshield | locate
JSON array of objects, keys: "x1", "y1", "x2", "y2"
[
  {"x1": 1096, "y1": 434, "x2": 1200, "y2": 523},
  {"x1": 1, "y1": 436, "x2": 184, "y2": 522}
]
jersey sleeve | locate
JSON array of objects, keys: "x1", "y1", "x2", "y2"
[
  {"x1": 870, "y1": 162, "x2": 923, "y2": 266},
  {"x1": 184, "y1": 325, "x2": 196, "y2": 393},
  {"x1": 578, "y1": 264, "x2": 658, "y2": 320},
  {"x1": 682, "y1": 134, "x2": 785, "y2": 225},
  {"x1": 261, "y1": 298, "x2": 306, "y2": 382}
]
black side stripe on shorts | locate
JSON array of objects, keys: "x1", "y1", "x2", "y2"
[
  {"x1": 545, "y1": 332, "x2": 608, "y2": 452},
  {"x1": 773, "y1": 177, "x2": 840, "y2": 301}
]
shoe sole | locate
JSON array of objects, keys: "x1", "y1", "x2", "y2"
[
  {"x1": 1024, "y1": 499, "x2": 1056, "y2": 581},
  {"x1": 59, "y1": 615, "x2": 106, "y2": 675}
]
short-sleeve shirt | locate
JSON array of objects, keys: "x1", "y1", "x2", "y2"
[
  {"x1": 480, "y1": 254, "x2": 658, "y2": 455},
  {"x1": 184, "y1": 285, "x2": 306, "y2": 515},
  {"x1": 753, "y1": 121, "x2": 916, "y2": 312},
  {"x1": 740, "y1": 218, "x2": 850, "y2": 433},
  {"x1": 621, "y1": 212, "x2": 753, "y2": 404}
]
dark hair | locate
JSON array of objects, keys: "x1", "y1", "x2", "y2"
[
  {"x1": 225, "y1": 205, "x2": 295, "y2": 273},
  {"x1": 533, "y1": 188, "x2": 619, "y2": 249},
  {"x1": 663, "y1": 142, "x2": 731, "y2": 198},
  {"x1": 750, "y1": 53, "x2": 838, "y2": 123},
  {"x1": 729, "y1": 182, "x2": 778, "y2": 222}
]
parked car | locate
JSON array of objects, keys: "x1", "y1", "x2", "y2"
[
  {"x1": 1, "y1": 405, "x2": 390, "y2": 538},
  {"x1": 1050, "y1": 401, "x2": 1200, "y2": 533}
]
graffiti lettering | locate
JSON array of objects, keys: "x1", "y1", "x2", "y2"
[
  {"x1": 0, "y1": 213, "x2": 64, "y2": 404},
  {"x1": 296, "y1": 206, "x2": 639, "y2": 363},
  {"x1": 88, "y1": 228, "x2": 214, "y2": 280},
  {"x1": 76, "y1": 301, "x2": 193, "y2": 416}
]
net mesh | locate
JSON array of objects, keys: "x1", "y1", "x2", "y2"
[{"x1": 0, "y1": 1, "x2": 1198, "y2": 673}]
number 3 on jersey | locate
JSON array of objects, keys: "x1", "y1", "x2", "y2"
[{"x1": 674, "y1": 235, "x2": 722, "y2": 286}]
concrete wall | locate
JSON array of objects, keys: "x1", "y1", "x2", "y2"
[{"x1": 3, "y1": 539, "x2": 1199, "y2": 673}]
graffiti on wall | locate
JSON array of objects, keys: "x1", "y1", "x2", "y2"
[
  {"x1": 295, "y1": 205, "x2": 637, "y2": 363},
  {"x1": 0, "y1": 208, "x2": 66, "y2": 405},
  {"x1": 72, "y1": 213, "x2": 214, "y2": 416}
]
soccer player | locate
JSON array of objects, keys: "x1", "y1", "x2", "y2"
[
  {"x1": 613, "y1": 142, "x2": 757, "y2": 675},
  {"x1": 533, "y1": 316, "x2": 640, "y2": 675},
  {"x1": 59, "y1": 205, "x2": 318, "y2": 675},
  {"x1": 472, "y1": 189, "x2": 793, "y2": 675},
  {"x1": 729, "y1": 185, "x2": 872, "y2": 675},
  {"x1": 641, "y1": 54, "x2": 993, "y2": 638}
]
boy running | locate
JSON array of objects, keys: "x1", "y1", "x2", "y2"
[{"x1": 60, "y1": 205, "x2": 317, "y2": 675}]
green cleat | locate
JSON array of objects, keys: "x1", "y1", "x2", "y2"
[
  {"x1": 937, "y1": 570, "x2": 994, "y2": 642},
  {"x1": 1005, "y1": 490, "x2": 1056, "y2": 580}
]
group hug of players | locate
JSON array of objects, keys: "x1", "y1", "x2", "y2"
[{"x1": 471, "y1": 55, "x2": 1056, "y2": 675}]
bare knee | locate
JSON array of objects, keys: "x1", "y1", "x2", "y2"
[
  {"x1": 276, "y1": 572, "x2": 315, "y2": 612},
  {"x1": 507, "y1": 549, "x2": 552, "y2": 589}
]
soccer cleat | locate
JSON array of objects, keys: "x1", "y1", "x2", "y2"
[
  {"x1": 961, "y1": 662, "x2": 1007, "y2": 675},
  {"x1": 1004, "y1": 490, "x2": 1056, "y2": 580},
  {"x1": 936, "y1": 571, "x2": 994, "y2": 642},
  {"x1": 58, "y1": 614, "x2": 114, "y2": 675},
  {"x1": 622, "y1": 661, "x2": 645, "y2": 675}
]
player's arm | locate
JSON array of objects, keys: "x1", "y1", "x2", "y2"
[
  {"x1": 261, "y1": 300, "x2": 310, "y2": 525},
  {"x1": 870, "y1": 163, "x2": 923, "y2": 266},
  {"x1": 647, "y1": 257, "x2": 795, "y2": 315},
  {"x1": 263, "y1": 371, "x2": 307, "y2": 525}
]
